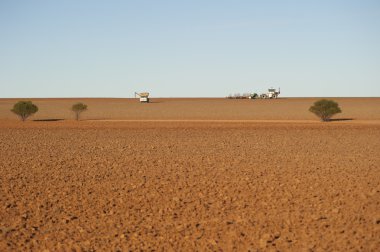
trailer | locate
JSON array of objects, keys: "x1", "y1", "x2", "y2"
[{"x1": 134, "y1": 92, "x2": 150, "y2": 103}]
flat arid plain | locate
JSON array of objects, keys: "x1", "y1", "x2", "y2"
[{"x1": 0, "y1": 98, "x2": 379, "y2": 251}]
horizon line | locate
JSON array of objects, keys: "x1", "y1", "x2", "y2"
[{"x1": 0, "y1": 96, "x2": 380, "y2": 99}]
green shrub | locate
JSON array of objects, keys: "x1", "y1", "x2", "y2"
[
  {"x1": 71, "y1": 103, "x2": 88, "y2": 121},
  {"x1": 309, "y1": 99, "x2": 342, "y2": 122},
  {"x1": 11, "y1": 101, "x2": 39, "y2": 121}
]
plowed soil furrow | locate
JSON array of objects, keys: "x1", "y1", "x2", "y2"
[{"x1": 1, "y1": 122, "x2": 379, "y2": 251}]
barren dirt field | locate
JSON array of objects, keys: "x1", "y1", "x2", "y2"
[
  {"x1": 0, "y1": 98, "x2": 380, "y2": 251},
  {"x1": 1, "y1": 97, "x2": 380, "y2": 121}
]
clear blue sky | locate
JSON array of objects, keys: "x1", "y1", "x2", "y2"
[{"x1": 1, "y1": 0, "x2": 379, "y2": 97}]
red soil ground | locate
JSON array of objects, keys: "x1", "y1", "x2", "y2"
[
  {"x1": 0, "y1": 97, "x2": 379, "y2": 121},
  {"x1": 0, "y1": 98, "x2": 379, "y2": 251}
]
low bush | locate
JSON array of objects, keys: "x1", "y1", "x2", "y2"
[
  {"x1": 309, "y1": 99, "x2": 342, "y2": 122},
  {"x1": 11, "y1": 101, "x2": 38, "y2": 121}
]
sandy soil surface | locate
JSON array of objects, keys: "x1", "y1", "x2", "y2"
[
  {"x1": 1, "y1": 97, "x2": 380, "y2": 121},
  {"x1": 0, "y1": 99, "x2": 379, "y2": 251}
]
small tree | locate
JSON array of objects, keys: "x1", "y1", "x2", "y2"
[
  {"x1": 11, "y1": 101, "x2": 39, "y2": 121},
  {"x1": 71, "y1": 102, "x2": 88, "y2": 121},
  {"x1": 309, "y1": 99, "x2": 342, "y2": 122}
]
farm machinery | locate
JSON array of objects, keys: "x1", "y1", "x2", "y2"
[
  {"x1": 135, "y1": 92, "x2": 150, "y2": 103},
  {"x1": 259, "y1": 88, "x2": 280, "y2": 99},
  {"x1": 227, "y1": 88, "x2": 281, "y2": 99}
]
